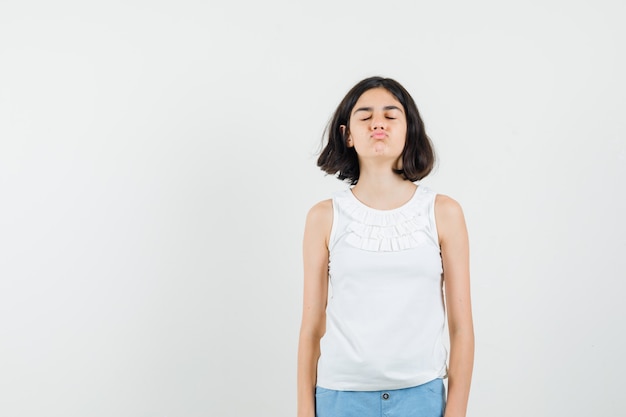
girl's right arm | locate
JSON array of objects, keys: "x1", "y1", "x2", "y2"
[{"x1": 297, "y1": 200, "x2": 332, "y2": 417}]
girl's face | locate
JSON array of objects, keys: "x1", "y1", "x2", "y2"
[{"x1": 346, "y1": 88, "x2": 407, "y2": 165}]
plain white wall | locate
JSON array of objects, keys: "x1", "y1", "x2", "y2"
[{"x1": 1, "y1": 0, "x2": 625, "y2": 416}]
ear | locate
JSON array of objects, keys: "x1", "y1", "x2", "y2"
[{"x1": 340, "y1": 125, "x2": 353, "y2": 147}]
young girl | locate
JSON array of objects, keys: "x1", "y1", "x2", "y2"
[{"x1": 297, "y1": 77, "x2": 474, "y2": 417}]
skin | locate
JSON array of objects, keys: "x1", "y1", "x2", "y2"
[{"x1": 297, "y1": 88, "x2": 474, "y2": 417}]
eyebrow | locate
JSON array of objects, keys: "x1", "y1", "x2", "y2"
[{"x1": 353, "y1": 105, "x2": 404, "y2": 114}]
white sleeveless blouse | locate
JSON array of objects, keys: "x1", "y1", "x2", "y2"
[{"x1": 316, "y1": 185, "x2": 448, "y2": 391}]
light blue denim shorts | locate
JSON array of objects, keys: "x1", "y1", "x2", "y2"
[{"x1": 315, "y1": 378, "x2": 445, "y2": 417}]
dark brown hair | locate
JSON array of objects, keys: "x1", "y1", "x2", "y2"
[{"x1": 317, "y1": 76, "x2": 435, "y2": 185}]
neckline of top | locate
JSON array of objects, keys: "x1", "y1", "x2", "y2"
[{"x1": 347, "y1": 185, "x2": 423, "y2": 213}]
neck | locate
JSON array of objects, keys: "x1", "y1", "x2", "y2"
[{"x1": 351, "y1": 165, "x2": 416, "y2": 209}]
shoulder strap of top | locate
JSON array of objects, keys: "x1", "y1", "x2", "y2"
[{"x1": 328, "y1": 190, "x2": 351, "y2": 252}]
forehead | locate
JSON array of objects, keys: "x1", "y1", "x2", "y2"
[{"x1": 353, "y1": 87, "x2": 402, "y2": 108}]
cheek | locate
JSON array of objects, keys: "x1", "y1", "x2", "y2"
[
  {"x1": 399, "y1": 127, "x2": 408, "y2": 143},
  {"x1": 348, "y1": 125, "x2": 367, "y2": 139}
]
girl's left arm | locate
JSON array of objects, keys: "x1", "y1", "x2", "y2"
[{"x1": 436, "y1": 194, "x2": 474, "y2": 417}]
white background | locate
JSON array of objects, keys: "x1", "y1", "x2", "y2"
[{"x1": 1, "y1": 1, "x2": 625, "y2": 416}]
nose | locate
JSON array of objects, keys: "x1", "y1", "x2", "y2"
[{"x1": 370, "y1": 114, "x2": 386, "y2": 130}]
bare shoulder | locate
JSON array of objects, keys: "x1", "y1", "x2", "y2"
[
  {"x1": 304, "y1": 199, "x2": 333, "y2": 248},
  {"x1": 305, "y1": 199, "x2": 333, "y2": 234},
  {"x1": 307, "y1": 199, "x2": 333, "y2": 223},
  {"x1": 434, "y1": 194, "x2": 467, "y2": 241},
  {"x1": 435, "y1": 194, "x2": 464, "y2": 219}
]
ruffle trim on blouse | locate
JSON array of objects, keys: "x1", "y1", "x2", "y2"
[{"x1": 337, "y1": 187, "x2": 432, "y2": 252}]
